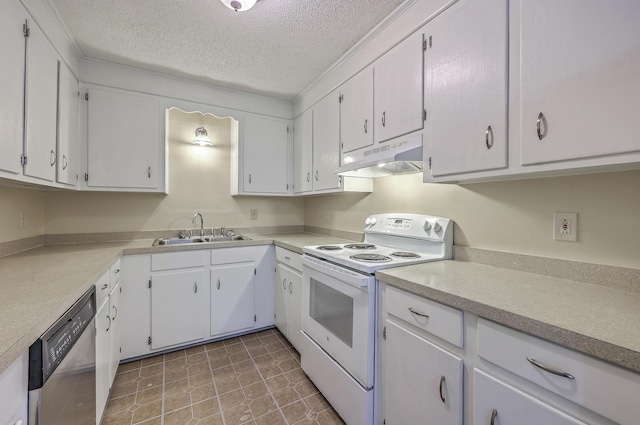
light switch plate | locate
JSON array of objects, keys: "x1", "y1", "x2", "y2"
[
  {"x1": 553, "y1": 212, "x2": 577, "y2": 242},
  {"x1": 250, "y1": 209, "x2": 258, "y2": 220}
]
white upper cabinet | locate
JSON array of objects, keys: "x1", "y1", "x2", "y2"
[
  {"x1": 426, "y1": 0, "x2": 508, "y2": 178},
  {"x1": 312, "y1": 92, "x2": 342, "y2": 192},
  {"x1": 86, "y1": 87, "x2": 162, "y2": 191},
  {"x1": 0, "y1": 0, "x2": 26, "y2": 176},
  {"x1": 520, "y1": 0, "x2": 640, "y2": 166},
  {"x1": 340, "y1": 68, "x2": 374, "y2": 154},
  {"x1": 241, "y1": 115, "x2": 291, "y2": 195},
  {"x1": 293, "y1": 109, "x2": 313, "y2": 194},
  {"x1": 57, "y1": 62, "x2": 79, "y2": 186},
  {"x1": 374, "y1": 30, "x2": 425, "y2": 144},
  {"x1": 23, "y1": 21, "x2": 58, "y2": 183}
]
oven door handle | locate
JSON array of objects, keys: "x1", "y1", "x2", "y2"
[{"x1": 302, "y1": 255, "x2": 375, "y2": 289}]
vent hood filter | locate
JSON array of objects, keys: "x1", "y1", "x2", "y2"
[{"x1": 336, "y1": 134, "x2": 423, "y2": 178}]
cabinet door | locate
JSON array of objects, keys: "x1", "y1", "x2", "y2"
[
  {"x1": 384, "y1": 320, "x2": 463, "y2": 425},
  {"x1": 520, "y1": 0, "x2": 640, "y2": 165},
  {"x1": 210, "y1": 263, "x2": 255, "y2": 336},
  {"x1": 275, "y1": 264, "x2": 289, "y2": 336},
  {"x1": 0, "y1": 0, "x2": 27, "y2": 175},
  {"x1": 374, "y1": 31, "x2": 424, "y2": 144},
  {"x1": 96, "y1": 298, "x2": 110, "y2": 424},
  {"x1": 87, "y1": 87, "x2": 159, "y2": 189},
  {"x1": 293, "y1": 109, "x2": 313, "y2": 194},
  {"x1": 243, "y1": 115, "x2": 290, "y2": 194},
  {"x1": 287, "y1": 268, "x2": 303, "y2": 351},
  {"x1": 57, "y1": 62, "x2": 79, "y2": 186},
  {"x1": 313, "y1": 93, "x2": 341, "y2": 191},
  {"x1": 340, "y1": 68, "x2": 374, "y2": 153},
  {"x1": 150, "y1": 270, "x2": 206, "y2": 350},
  {"x1": 473, "y1": 369, "x2": 588, "y2": 425},
  {"x1": 427, "y1": 0, "x2": 508, "y2": 177},
  {"x1": 108, "y1": 282, "x2": 121, "y2": 385},
  {"x1": 23, "y1": 21, "x2": 58, "y2": 182}
]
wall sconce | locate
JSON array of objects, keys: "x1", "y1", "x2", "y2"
[
  {"x1": 220, "y1": 0, "x2": 258, "y2": 12},
  {"x1": 192, "y1": 127, "x2": 213, "y2": 147}
]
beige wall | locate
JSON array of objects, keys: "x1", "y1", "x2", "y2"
[
  {"x1": 0, "y1": 185, "x2": 44, "y2": 243},
  {"x1": 305, "y1": 170, "x2": 640, "y2": 269},
  {"x1": 42, "y1": 109, "x2": 304, "y2": 234}
]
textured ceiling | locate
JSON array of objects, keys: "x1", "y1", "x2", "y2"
[{"x1": 51, "y1": 0, "x2": 405, "y2": 100}]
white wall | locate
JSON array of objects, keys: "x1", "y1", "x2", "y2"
[{"x1": 42, "y1": 109, "x2": 304, "y2": 234}]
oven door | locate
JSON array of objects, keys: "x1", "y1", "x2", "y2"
[{"x1": 301, "y1": 255, "x2": 375, "y2": 389}]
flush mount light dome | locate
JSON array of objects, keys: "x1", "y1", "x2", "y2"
[
  {"x1": 192, "y1": 127, "x2": 213, "y2": 146},
  {"x1": 220, "y1": 0, "x2": 258, "y2": 11}
]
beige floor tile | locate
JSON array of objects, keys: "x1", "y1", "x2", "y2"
[
  {"x1": 191, "y1": 383, "x2": 217, "y2": 403},
  {"x1": 234, "y1": 359, "x2": 258, "y2": 374},
  {"x1": 134, "y1": 416, "x2": 162, "y2": 425},
  {"x1": 135, "y1": 385, "x2": 163, "y2": 405},
  {"x1": 242, "y1": 381, "x2": 269, "y2": 400},
  {"x1": 249, "y1": 395, "x2": 278, "y2": 418},
  {"x1": 254, "y1": 410, "x2": 287, "y2": 425},
  {"x1": 264, "y1": 374, "x2": 290, "y2": 393},
  {"x1": 165, "y1": 366, "x2": 188, "y2": 384},
  {"x1": 186, "y1": 345, "x2": 205, "y2": 355},
  {"x1": 132, "y1": 399, "x2": 162, "y2": 423},
  {"x1": 294, "y1": 380, "x2": 319, "y2": 398},
  {"x1": 197, "y1": 413, "x2": 225, "y2": 425},
  {"x1": 219, "y1": 388, "x2": 247, "y2": 410},
  {"x1": 165, "y1": 378, "x2": 189, "y2": 396},
  {"x1": 117, "y1": 361, "x2": 142, "y2": 374},
  {"x1": 138, "y1": 374, "x2": 163, "y2": 391},
  {"x1": 164, "y1": 406, "x2": 193, "y2": 425},
  {"x1": 215, "y1": 375, "x2": 242, "y2": 394},
  {"x1": 247, "y1": 346, "x2": 269, "y2": 358},
  {"x1": 141, "y1": 356, "x2": 163, "y2": 366},
  {"x1": 188, "y1": 361, "x2": 212, "y2": 376},
  {"x1": 113, "y1": 369, "x2": 140, "y2": 386},
  {"x1": 257, "y1": 363, "x2": 283, "y2": 379},
  {"x1": 258, "y1": 335, "x2": 279, "y2": 344},
  {"x1": 110, "y1": 380, "x2": 139, "y2": 400},
  {"x1": 272, "y1": 387, "x2": 301, "y2": 408},
  {"x1": 303, "y1": 393, "x2": 330, "y2": 413},
  {"x1": 101, "y1": 409, "x2": 133, "y2": 425},
  {"x1": 285, "y1": 368, "x2": 308, "y2": 384},
  {"x1": 104, "y1": 393, "x2": 136, "y2": 415},
  {"x1": 212, "y1": 365, "x2": 236, "y2": 379},
  {"x1": 165, "y1": 391, "x2": 192, "y2": 413},
  {"x1": 139, "y1": 363, "x2": 163, "y2": 377},
  {"x1": 222, "y1": 404, "x2": 253, "y2": 424},
  {"x1": 281, "y1": 400, "x2": 312, "y2": 424},
  {"x1": 190, "y1": 371, "x2": 215, "y2": 387},
  {"x1": 192, "y1": 397, "x2": 221, "y2": 419},
  {"x1": 277, "y1": 358, "x2": 300, "y2": 373},
  {"x1": 316, "y1": 409, "x2": 345, "y2": 425},
  {"x1": 238, "y1": 369, "x2": 262, "y2": 387}
]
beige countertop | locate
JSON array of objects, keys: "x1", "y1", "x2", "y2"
[
  {"x1": 0, "y1": 233, "x2": 353, "y2": 374},
  {"x1": 376, "y1": 260, "x2": 640, "y2": 373}
]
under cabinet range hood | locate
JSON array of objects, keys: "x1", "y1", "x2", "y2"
[{"x1": 335, "y1": 134, "x2": 423, "y2": 178}]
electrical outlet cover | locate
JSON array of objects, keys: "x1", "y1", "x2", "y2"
[{"x1": 553, "y1": 212, "x2": 577, "y2": 242}]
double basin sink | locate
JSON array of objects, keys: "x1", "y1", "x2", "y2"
[{"x1": 152, "y1": 235, "x2": 251, "y2": 246}]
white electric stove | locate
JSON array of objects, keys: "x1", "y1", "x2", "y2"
[{"x1": 300, "y1": 213, "x2": 454, "y2": 425}]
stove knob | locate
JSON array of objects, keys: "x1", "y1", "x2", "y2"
[
  {"x1": 370, "y1": 217, "x2": 377, "y2": 226},
  {"x1": 423, "y1": 220, "x2": 432, "y2": 231},
  {"x1": 365, "y1": 217, "x2": 372, "y2": 226},
  {"x1": 433, "y1": 221, "x2": 442, "y2": 232}
]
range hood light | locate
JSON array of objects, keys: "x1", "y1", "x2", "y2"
[
  {"x1": 192, "y1": 127, "x2": 213, "y2": 147},
  {"x1": 220, "y1": 0, "x2": 258, "y2": 11}
]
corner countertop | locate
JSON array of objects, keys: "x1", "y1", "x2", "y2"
[
  {"x1": 0, "y1": 233, "x2": 353, "y2": 374},
  {"x1": 376, "y1": 260, "x2": 640, "y2": 373}
]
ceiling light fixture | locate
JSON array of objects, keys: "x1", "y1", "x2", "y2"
[
  {"x1": 220, "y1": 0, "x2": 258, "y2": 12},
  {"x1": 192, "y1": 127, "x2": 213, "y2": 146}
]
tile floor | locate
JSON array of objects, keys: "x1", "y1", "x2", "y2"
[{"x1": 101, "y1": 328, "x2": 346, "y2": 425}]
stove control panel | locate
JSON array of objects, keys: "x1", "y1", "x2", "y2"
[{"x1": 384, "y1": 218, "x2": 413, "y2": 229}]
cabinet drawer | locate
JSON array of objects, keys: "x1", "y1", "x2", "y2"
[
  {"x1": 477, "y1": 318, "x2": 640, "y2": 425},
  {"x1": 211, "y1": 247, "x2": 257, "y2": 265},
  {"x1": 151, "y1": 251, "x2": 205, "y2": 271},
  {"x1": 473, "y1": 369, "x2": 587, "y2": 425},
  {"x1": 95, "y1": 271, "x2": 111, "y2": 307},
  {"x1": 386, "y1": 285, "x2": 463, "y2": 348},
  {"x1": 275, "y1": 246, "x2": 302, "y2": 271},
  {"x1": 110, "y1": 259, "x2": 121, "y2": 285}
]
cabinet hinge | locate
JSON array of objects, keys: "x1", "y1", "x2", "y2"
[
  {"x1": 339, "y1": 94, "x2": 344, "y2": 103},
  {"x1": 383, "y1": 325, "x2": 387, "y2": 340},
  {"x1": 23, "y1": 21, "x2": 30, "y2": 37},
  {"x1": 428, "y1": 156, "x2": 432, "y2": 170},
  {"x1": 423, "y1": 38, "x2": 427, "y2": 51},
  {"x1": 254, "y1": 315, "x2": 257, "y2": 322},
  {"x1": 85, "y1": 92, "x2": 89, "y2": 101},
  {"x1": 286, "y1": 184, "x2": 289, "y2": 190},
  {"x1": 429, "y1": 35, "x2": 433, "y2": 49},
  {"x1": 287, "y1": 126, "x2": 290, "y2": 133},
  {"x1": 254, "y1": 268, "x2": 257, "y2": 275},
  {"x1": 20, "y1": 154, "x2": 27, "y2": 166},
  {"x1": 423, "y1": 109, "x2": 427, "y2": 121},
  {"x1": 84, "y1": 173, "x2": 89, "y2": 182},
  {"x1": 148, "y1": 279, "x2": 152, "y2": 288},
  {"x1": 147, "y1": 336, "x2": 152, "y2": 345}
]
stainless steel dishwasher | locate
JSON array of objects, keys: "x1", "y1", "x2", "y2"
[{"x1": 28, "y1": 286, "x2": 96, "y2": 425}]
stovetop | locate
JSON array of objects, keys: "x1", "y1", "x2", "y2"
[{"x1": 303, "y1": 213, "x2": 453, "y2": 274}]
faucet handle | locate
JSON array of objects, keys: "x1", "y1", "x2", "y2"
[{"x1": 220, "y1": 226, "x2": 226, "y2": 237}]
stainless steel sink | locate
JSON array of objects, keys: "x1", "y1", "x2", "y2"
[{"x1": 152, "y1": 235, "x2": 251, "y2": 246}]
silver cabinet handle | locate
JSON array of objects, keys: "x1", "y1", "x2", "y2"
[
  {"x1": 106, "y1": 315, "x2": 111, "y2": 332},
  {"x1": 315, "y1": 170, "x2": 319, "y2": 181},
  {"x1": 112, "y1": 305, "x2": 118, "y2": 320},
  {"x1": 147, "y1": 166, "x2": 151, "y2": 178},
  {"x1": 490, "y1": 409, "x2": 498, "y2": 425},
  {"x1": 536, "y1": 112, "x2": 548, "y2": 140},
  {"x1": 408, "y1": 307, "x2": 429, "y2": 318},
  {"x1": 485, "y1": 125, "x2": 494, "y2": 149},
  {"x1": 282, "y1": 278, "x2": 286, "y2": 290},
  {"x1": 115, "y1": 269, "x2": 120, "y2": 274},
  {"x1": 364, "y1": 119, "x2": 368, "y2": 134},
  {"x1": 289, "y1": 281, "x2": 293, "y2": 294},
  {"x1": 526, "y1": 357, "x2": 575, "y2": 379},
  {"x1": 62, "y1": 155, "x2": 68, "y2": 170},
  {"x1": 248, "y1": 174, "x2": 252, "y2": 184},
  {"x1": 217, "y1": 278, "x2": 221, "y2": 290},
  {"x1": 50, "y1": 150, "x2": 56, "y2": 166},
  {"x1": 284, "y1": 256, "x2": 290, "y2": 261},
  {"x1": 306, "y1": 172, "x2": 310, "y2": 182},
  {"x1": 439, "y1": 376, "x2": 446, "y2": 403},
  {"x1": 381, "y1": 111, "x2": 386, "y2": 127},
  {"x1": 194, "y1": 281, "x2": 198, "y2": 293},
  {"x1": 101, "y1": 284, "x2": 109, "y2": 290}
]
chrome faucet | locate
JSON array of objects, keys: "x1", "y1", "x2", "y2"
[{"x1": 192, "y1": 213, "x2": 204, "y2": 237}]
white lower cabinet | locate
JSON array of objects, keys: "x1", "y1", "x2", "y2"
[
  {"x1": 384, "y1": 320, "x2": 463, "y2": 425},
  {"x1": 0, "y1": 351, "x2": 28, "y2": 425},
  {"x1": 473, "y1": 369, "x2": 588, "y2": 425},
  {"x1": 274, "y1": 247, "x2": 303, "y2": 350},
  {"x1": 210, "y1": 263, "x2": 255, "y2": 336}
]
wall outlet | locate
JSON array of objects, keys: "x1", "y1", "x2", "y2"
[
  {"x1": 19, "y1": 210, "x2": 26, "y2": 228},
  {"x1": 250, "y1": 209, "x2": 258, "y2": 220},
  {"x1": 553, "y1": 212, "x2": 577, "y2": 242}
]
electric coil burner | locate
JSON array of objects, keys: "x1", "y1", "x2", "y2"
[
  {"x1": 390, "y1": 251, "x2": 421, "y2": 258},
  {"x1": 350, "y1": 253, "x2": 392, "y2": 262},
  {"x1": 317, "y1": 245, "x2": 343, "y2": 251},
  {"x1": 344, "y1": 243, "x2": 377, "y2": 250}
]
